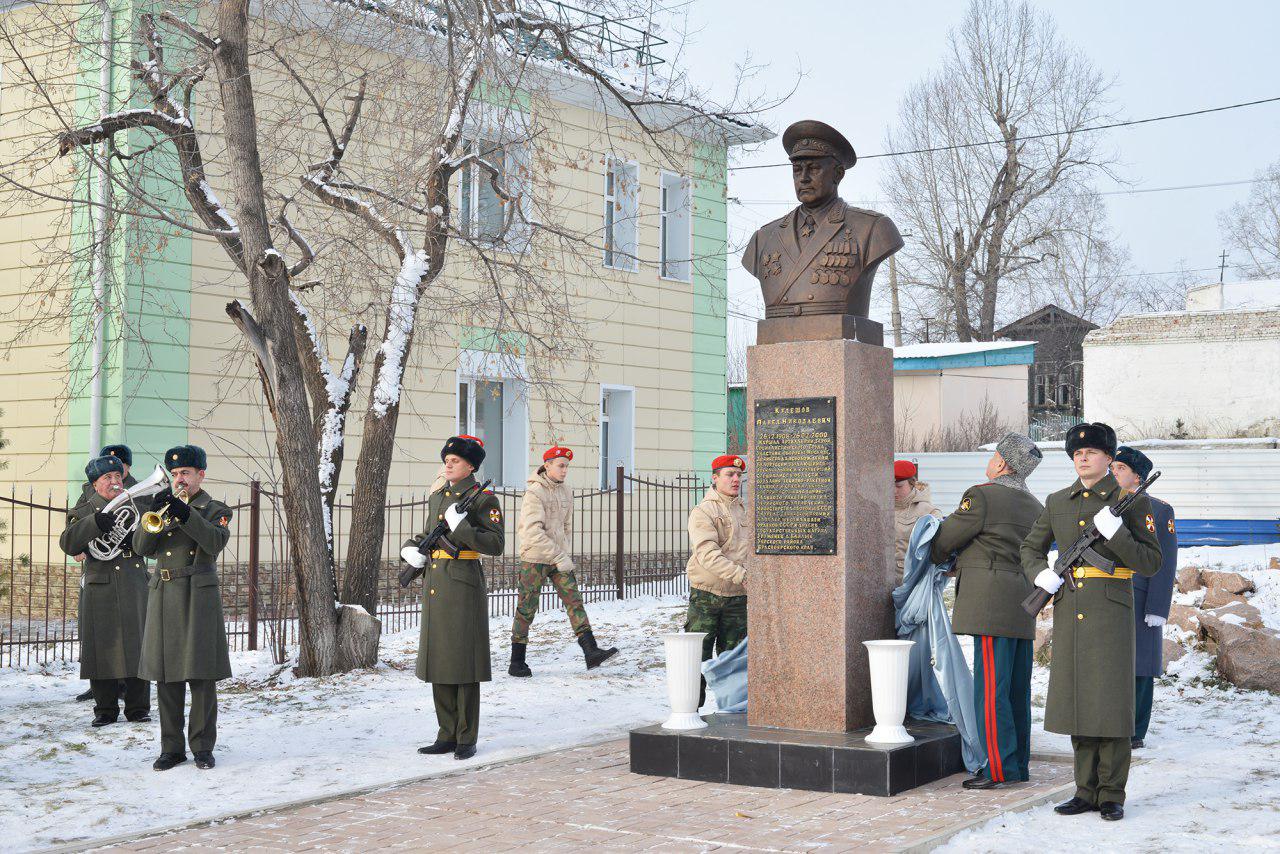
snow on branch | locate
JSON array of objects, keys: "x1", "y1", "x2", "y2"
[{"x1": 371, "y1": 249, "x2": 430, "y2": 418}]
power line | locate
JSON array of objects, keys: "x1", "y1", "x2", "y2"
[{"x1": 729, "y1": 95, "x2": 1280, "y2": 172}]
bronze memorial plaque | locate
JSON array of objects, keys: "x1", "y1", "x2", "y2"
[{"x1": 754, "y1": 397, "x2": 837, "y2": 555}]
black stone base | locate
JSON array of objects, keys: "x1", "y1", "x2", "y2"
[{"x1": 629, "y1": 714, "x2": 966, "y2": 796}]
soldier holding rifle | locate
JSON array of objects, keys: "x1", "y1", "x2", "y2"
[
  {"x1": 1020, "y1": 423, "x2": 1162, "y2": 822},
  {"x1": 400, "y1": 435, "x2": 505, "y2": 761}
]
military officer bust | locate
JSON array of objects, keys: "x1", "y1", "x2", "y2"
[{"x1": 742, "y1": 120, "x2": 904, "y2": 344}]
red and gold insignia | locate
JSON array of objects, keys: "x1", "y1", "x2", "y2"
[
  {"x1": 1144, "y1": 514, "x2": 1156, "y2": 533},
  {"x1": 1168, "y1": 519, "x2": 1176, "y2": 534},
  {"x1": 218, "y1": 516, "x2": 230, "y2": 527},
  {"x1": 489, "y1": 507, "x2": 501, "y2": 524},
  {"x1": 960, "y1": 497, "x2": 972, "y2": 512}
]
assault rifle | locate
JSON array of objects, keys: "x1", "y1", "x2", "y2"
[
  {"x1": 1021, "y1": 471, "x2": 1161, "y2": 616},
  {"x1": 397, "y1": 479, "x2": 493, "y2": 588}
]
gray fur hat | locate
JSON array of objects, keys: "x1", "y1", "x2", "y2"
[{"x1": 996, "y1": 433, "x2": 1043, "y2": 479}]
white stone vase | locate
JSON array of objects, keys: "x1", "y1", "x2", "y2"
[
  {"x1": 662, "y1": 632, "x2": 708, "y2": 730},
  {"x1": 863, "y1": 639, "x2": 916, "y2": 745}
]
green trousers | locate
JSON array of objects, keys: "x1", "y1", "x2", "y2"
[
  {"x1": 511, "y1": 562, "x2": 591, "y2": 644},
  {"x1": 157, "y1": 679, "x2": 217, "y2": 754},
  {"x1": 433, "y1": 682, "x2": 480, "y2": 746},
  {"x1": 1134, "y1": 677, "x2": 1154, "y2": 741},
  {"x1": 1071, "y1": 735, "x2": 1131, "y2": 805},
  {"x1": 90, "y1": 677, "x2": 150, "y2": 720},
  {"x1": 972, "y1": 635, "x2": 1032, "y2": 783},
  {"x1": 684, "y1": 588, "x2": 747, "y2": 708}
]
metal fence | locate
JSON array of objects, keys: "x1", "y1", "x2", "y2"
[{"x1": 0, "y1": 467, "x2": 705, "y2": 667}]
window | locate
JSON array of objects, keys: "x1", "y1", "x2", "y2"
[
  {"x1": 457, "y1": 350, "x2": 529, "y2": 487},
  {"x1": 460, "y1": 135, "x2": 532, "y2": 249},
  {"x1": 603, "y1": 157, "x2": 638, "y2": 271},
  {"x1": 1034, "y1": 373, "x2": 1046, "y2": 406},
  {"x1": 599, "y1": 386, "x2": 635, "y2": 488},
  {"x1": 659, "y1": 172, "x2": 691, "y2": 281},
  {"x1": 1057, "y1": 373, "x2": 1072, "y2": 408}
]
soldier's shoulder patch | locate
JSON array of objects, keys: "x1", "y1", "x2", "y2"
[
  {"x1": 218, "y1": 516, "x2": 230, "y2": 527},
  {"x1": 1168, "y1": 518, "x2": 1176, "y2": 534},
  {"x1": 1144, "y1": 514, "x2": 1156, "y2": 533},
  {"x1": 959, "y1": 497, "x2": 972, "y2": 512},
  {"x1": 489, "y1": 507, "x2": 502, "y2": 525}
]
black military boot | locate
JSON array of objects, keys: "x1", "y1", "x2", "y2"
[
  {"x1": 1054, "y1": 797, "x2": 1096, "y2": 815},
  {"x1": 508, "y1": 642, "x2": 532, "y2": 678},
  {"x1": 91, "y1": 714, "x2": 118, "y2": 727},
  {"x1": 454, "y1": 744, "x2": 477, "y2": 760},
  {"x1": 578, "y1": 632, "x2": 619, "y2": 670},
  {"x1": 194, "y1": 751, "x2": 215, "y2": 770},
  {"x1": 152, "y1": 752, "x2": 187, "y2": 771},
  {"x1": 417, "y1": 740, "x2": 457, "y2": 755},
  {"x1": 75, "y1": 688, "x2": 94, "y2": 702}
]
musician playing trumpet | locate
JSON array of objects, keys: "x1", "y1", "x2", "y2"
[
  {"x1": 59, "y1": 455, "x2": 152, "y2": 727},
  {"x1": 135, "y1": 445, "x2": 233, "y2": 771}
]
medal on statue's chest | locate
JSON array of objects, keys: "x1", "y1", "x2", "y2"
[{"x1": 809, "y1": 236, "x2": 859, "y2": 287}]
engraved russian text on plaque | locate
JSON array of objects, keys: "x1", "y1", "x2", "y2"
[{"x1": 753, "y1": 397, "x2": 837, "y2": 555}]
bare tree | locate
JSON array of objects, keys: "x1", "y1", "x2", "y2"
[
  {"x1": 881, "y1": 0, "x2": 1114, "y2": 341},
  {"x1": 0, "y1": 0, "x2": 771, "y2": 675},
  {"x1": 1220, "y1": 160, "x2": 1280, "y2": 280},
  {"x1": 1021, "y1": 190, "x2": 1131, "y2": 325}
]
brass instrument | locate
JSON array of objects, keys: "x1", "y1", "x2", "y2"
[
  {"x1": 88, "y1": 465, "x2": 168, "y2": 559},
  {"x1": 141, "y1": 481, "x2": 189, "y2": 533}
]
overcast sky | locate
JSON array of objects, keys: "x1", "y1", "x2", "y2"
[{"x1": 675, "y1": 0, "x2": 1280, "y2": 346}]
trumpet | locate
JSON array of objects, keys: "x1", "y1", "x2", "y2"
[{"x1": 141, "y1": 482, "x2": 189, "y2": 533}]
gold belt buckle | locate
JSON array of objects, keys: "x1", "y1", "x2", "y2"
[{"x1": 160, "y1": 568, "x2": 172, "y2": 582}]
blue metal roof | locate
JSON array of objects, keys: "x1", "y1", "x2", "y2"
[{"x1": 893, "y1": 342, "x2": 1036, "y2": 371}]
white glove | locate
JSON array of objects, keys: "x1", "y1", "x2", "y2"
[
  {"x1": 1092, "y1": 507, "x2": 1123, "y2": 539},
  {"x1": 444, "y1": 503, "x2": 466, "y2": 531},
  {"x1": 1034, "y1": 568, "x2": 1063, "y2": 594},
  {"x1": 399, "y1": 546, "x2": 427, "y2": 569},
  {"x1": 1145, "y1": 614, "x2": 1166, "y2": 628}
]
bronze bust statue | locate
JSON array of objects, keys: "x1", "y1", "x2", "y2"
[{"x1": 742, "y1": 120, "x2": 903, "y2": 345}]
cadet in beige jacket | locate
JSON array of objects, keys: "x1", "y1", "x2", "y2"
[
  {"x1": 509, "y1": 446, "x2": 618, "y2": 677},
  {"x1": 686, "y1": 454, "x2": 749, "y2": 707},
  {"x1": 893, "y1": 459, "x2": 942, "y2": 578}
]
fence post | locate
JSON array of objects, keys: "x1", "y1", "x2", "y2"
[
  {"x1": 247, "y1": 479, "x2": 260, "y2": 652},
  {"x1": 614, "y1": 464, "x2": 625, "y2": 600}
]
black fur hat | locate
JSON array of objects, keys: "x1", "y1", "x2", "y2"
[
  {"x1": 85, "y1": 455, "x2": 125, "y2": 483},
  {"x1": 441, "y1": 435, "x2": 485, "y2": 470},
  {"x1": 100, "y1": 444, "x2": 132, "y2": 467},
  {"x1": 165, "y1": 444, "x2": 208, "y2": 471},
  {"x1": 1064, "y1": 423, "x2": 1117, "y2": 458},
  {"x1": 1114, "y1": 446, "x2": 1153, "y2": 480}
]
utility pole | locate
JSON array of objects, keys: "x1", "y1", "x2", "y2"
[
  {"x1": 889, "y1": 255, "x2": 903, "y2": 347},
  {"x1": 1218, "y1": 250, "x2": 1230, "y2": 284}
]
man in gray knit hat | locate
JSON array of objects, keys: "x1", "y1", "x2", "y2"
[{"x1": 930, "y1": 433, "x2": 1044, "y2": 790}]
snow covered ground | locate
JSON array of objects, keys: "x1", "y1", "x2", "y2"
[
  {"x1": 942, "y1": 542, "x2": 1280, "y2": 852},
  {"x1": 0, "y1": 595, "x2": 692, "y2": 852}
]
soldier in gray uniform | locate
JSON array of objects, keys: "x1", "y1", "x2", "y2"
[
  {"x1": 135, "y1": 445, "x2": 233, "y2": 771},
  {"x1": 60, "y1": 455, "x2": 151, "y2": 726},
  {"x1": 931, "y1": 433, "x2": 1043, "y2": 790},
  {"x1": 400, "y1": 435, "x2": 505, "y2": 760}
]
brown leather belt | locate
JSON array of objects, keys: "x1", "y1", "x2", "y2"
[{"x1": 158, "y1": 565, "x2": 216, "y2": 582}]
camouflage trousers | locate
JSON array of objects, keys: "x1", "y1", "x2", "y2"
[
  {"x1": 685, "y1": 587, "x2": 747, "y2": 708},
  {"x1": 511, "y1": 562, "x2": 592, "y2": 644}
]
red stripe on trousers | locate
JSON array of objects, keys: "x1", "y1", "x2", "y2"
[{"x1": 984, "y1": 636, "x2": 1005, "y2": 782}]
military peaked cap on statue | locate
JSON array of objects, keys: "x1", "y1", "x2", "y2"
[
  {"x1": 442, "y1": 434, "x2": 486, "y2": 470},
  {"x1": 711, "y1": 454, "x2": 746, "y2": 474},
  {"x1": 165, "y1": 444, "x2": 208, "y2": 471},
  {"x1": 85, "y1": 454, "x2": 125, "y2": 483},
  {"x1": 782, "y1": 119, "x2": 857, "y2": 168},
  {"x1": 1114, "y1": 446, "x2": 1153, "y2": 480},
  {"x1": 1064, "y1": 423, "x2": 1117, "y2": 458},
  {"x1": 100, "y1": 444, "x2": 132, "y2": 467}
]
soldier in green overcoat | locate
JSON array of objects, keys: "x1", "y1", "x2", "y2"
[
  {"x1": 400, "y1": 435, "x2": 505, "y2": 760},
  {"x1": 930, "y1": 433, "x2": 1043, "y2": 790},
  {"x1": 1021, "y1": 423, "x2": 1162, "y2": 822},
  {"x1": 60, "y1": 455, "x2": 151, "y2": 725},
  {"x1": 134, "y1": 445, "x2": 233, "y2": 772}
]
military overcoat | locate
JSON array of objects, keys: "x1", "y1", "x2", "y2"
[
  {"x1": 1134, "y1": 497, "x2": 1178, "y2": 678},
  {"x1": 404, "y1": 475, "x2": 505, "y2": 685},
  {"x1": 1020, "y1": 473, "x2": 1162, "y2": 737},
  {"x1": 931, "y1": 481, "x2": 1043, "y2": 639},
  {"x1": 60, "y1": 491, "x2": 149, "y2": 680},
  {"x1": 134, "y1": 490, "x2": 233, "y2": 682}
]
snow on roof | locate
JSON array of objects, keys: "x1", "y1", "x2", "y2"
[
  {"x1": 892, "y1": 341, "x2": 1034, "y2": 359},
  {"x1": 978, "y1": 436, "x2": 1280, "y2": 451}
]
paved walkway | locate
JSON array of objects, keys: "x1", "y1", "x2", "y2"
[{"x1": 95, "y1": 740, "x2": 1073, "y2": 852}]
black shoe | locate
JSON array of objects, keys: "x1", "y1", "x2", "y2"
[
  {"x1": 962, "y1": 775, "x2": 1004, "y2": 790},
  {"x1": 91, "y1": 714, "x2": 118, "y2": 727},
  {"x1": 152, "y1": 752, "x2": 187, "y2": 771},
  {"x1": 578, "y1": 631, "x2": 619, "y2": 670},
  {"x1": 1054, "y1": 797, "x2": 1097, "y2": 815},
  {"x1": 75, "y1": 688, "x2": 94, "y2": 702},
  {"x1": 417, "y1": 740, "x2": 457, "y2": 755},
  {"x1": 1130, "y1": 738, "x2": 1144, "y2": 749},
  {"x1": 194, "y1": 751, "x2": 215, "y2": 770},
  {"x1": 508, "y1": 642, "x2": 532, "y2": 678},
  {"x1": 454, "y1": 744, "x2": 476, "y2": 760},
  {"x1": 1099, "y1": 802, "x2": 1124, "y2": 821},
  {"x1": 126, "y1": 712, "x2": 152, "y2": 723}
]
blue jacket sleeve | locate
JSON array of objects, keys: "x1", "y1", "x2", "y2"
[{"x1": 1145, "y1": 499, "x2": 1179, "y2": 619}]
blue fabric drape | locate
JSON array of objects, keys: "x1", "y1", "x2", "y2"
[{"x1": 702, "y1": 636, "x2": 749, "y2": 713}]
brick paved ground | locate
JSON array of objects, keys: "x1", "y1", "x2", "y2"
[{"x1": 94, "y1": 740, "x2": 1072, "y2": 853}]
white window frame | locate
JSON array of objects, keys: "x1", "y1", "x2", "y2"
[
  {"x1": 458, "y1": 106, "x2": 533, "y2": 253},
  {"x1": 603, "y1": 155, "x2": 639, "y2": 272},
  {"x1": 599, "y1": 384, "x2": 636, "y2": 490},
  {"x1": 658, "y1": 171, "x2": 692, "y2": 282},
  {"x1": 455, "y1": 349, "x2": 529, "y2": 487}
]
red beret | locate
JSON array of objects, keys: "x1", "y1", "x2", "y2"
[
  {"x1": 712, "y1": 454, "x2": 746, "y2": 473},
  {"x1": 894, "y1": 460, "x2": 918, "y2": 481},
  {"x1": 458, "y1": 434, "x2": 484, "y2": 447},
  {"x1": 543, "y1": 446, "x2": 573, "y2": 462}
]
